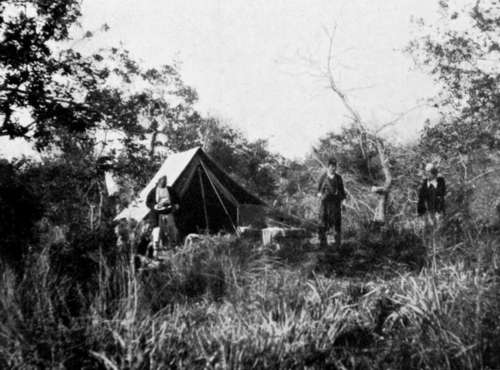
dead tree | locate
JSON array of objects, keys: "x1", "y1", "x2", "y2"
[{"x1": 319, "y1": 26, "x2": 400, "y2": 224}]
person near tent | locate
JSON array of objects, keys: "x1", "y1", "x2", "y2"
[
  {"x1": 146, "y1": 175, "x2": 180, "y2": 256},
  {"x1": 317, "y1": 158, "x2": 346, "y2": 248},
  {"x1": 417, "y1": 163, "x2": 446, "y2": 227}
]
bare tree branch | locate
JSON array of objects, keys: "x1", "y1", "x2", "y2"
[
  {"x1": 374, "y1": 104, "x2": 427, "y2": 135},
  {"x1": 467, "y1": 166, "x2": 500, "y2": 184},
  {"x1": 344, "y1": 84, "x2": 377, "y2": 93}
]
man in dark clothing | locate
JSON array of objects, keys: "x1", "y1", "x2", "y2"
[
  {"x1": 146, "y1": 176, "x2": 180, "y2": 255},
  {"x1": 417, "y1": 163, "x2": 446, "y2": 226},
  {"x1": 317, "y1": 158, "x2": 346, "y2": 247}
]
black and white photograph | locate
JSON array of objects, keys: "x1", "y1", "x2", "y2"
[{"x1": 1, "y1": 0, "x2": 500, "y2": 368}]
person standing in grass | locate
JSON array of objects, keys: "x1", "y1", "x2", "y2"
[
  {"x1": 146, "y1": 175, "x2": 180, "y2": 256},
  {"x1": 417, "y1": 163, "x2": 446, "y2": 227},
  {"x1": 317, "y1": 158, "x2": 346, "y2": 248}
]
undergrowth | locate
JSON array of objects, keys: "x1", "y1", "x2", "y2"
[{"x1": 0, "y1": 231, "x2": 499, "y2": 369}]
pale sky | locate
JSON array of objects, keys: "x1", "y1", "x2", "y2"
[{"x1": 1, "y1": 0, "x2": 441, "y2": 159}]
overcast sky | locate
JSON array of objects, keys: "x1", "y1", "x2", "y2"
[{"x1": 1, "y1": 0, "x2": 441, "y2": 159}]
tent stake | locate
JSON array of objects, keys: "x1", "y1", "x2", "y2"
[{"x1": 198, "y1": 167, "x2": 210, "y2": 233}]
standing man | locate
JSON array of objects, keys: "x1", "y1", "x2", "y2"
[
  {"x1": 417, "y1": 163, "x2": 446, "y2": 227},
  {"x1": 146, "y1": 175, "x2": 180, "y2": 256},
  {"x1": 317, "y1": 158, "x2": 346, "y2": 248}
]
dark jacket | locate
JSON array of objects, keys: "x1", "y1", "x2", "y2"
[
  {"x1": 417, "y1": 176, "x2": 446, "y2": 215},
  {"x1": 318, "y1": 172, "x2": 346, "y2": 203},
  {"x1": 146, "y1": 185, "x2": 180, "y2": 226}
]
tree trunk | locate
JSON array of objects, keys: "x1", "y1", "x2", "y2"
[
  {"x1": 371, "y1": 139, "x2": 392, "y2": 224},
  {"x1": 150, "y1": 130, "x2": 159, "y2": 158}
]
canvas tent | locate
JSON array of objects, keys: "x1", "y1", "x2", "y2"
[{"x1": 115, "y1": 147, "x2": 266, "y2": 236}]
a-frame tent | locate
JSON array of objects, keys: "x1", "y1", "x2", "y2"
[{"x1": 115, "y1": 147, "x2": 266, "y2": 237}]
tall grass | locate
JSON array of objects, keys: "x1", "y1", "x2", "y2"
[{"x1": 1, "y1": 232, "x2": 499, "y2": 369}]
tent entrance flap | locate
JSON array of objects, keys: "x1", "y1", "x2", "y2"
[
  {"x1": 175, "y1": 163, "x2": 238, "y2": 236},
  {"x1": 200, "y1": 160, "x2": 237, "y2": 232}
]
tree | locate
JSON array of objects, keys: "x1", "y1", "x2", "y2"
[
  {"x1": 0, "y1": 0, "x2": 87, "y2": 141},
  {"x1": 314, "y1": 127, "x2": 384, "y2": 184},
  {"x1": 298, "y1": 27, "x2": 414, "y2": 224},
  {"x1": 409, "y1": 0, "x2": 500, "y2": 170},
  {"x1": 0, "y1": 1, "x2": 203, "y2": 161},
  {"x1": 202, "y1": 117, "x2": 280, "y2": 200}
]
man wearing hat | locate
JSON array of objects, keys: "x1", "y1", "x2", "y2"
[
  {"x1": 417, "y1": 163, "x2": 446, "y2": 226},
  {"x1": 317, "y1": 158, "x2": 346, "y2": 247}
]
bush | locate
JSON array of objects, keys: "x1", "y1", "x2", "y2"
[{"x1": 0, "y1": 160, "x2": 43, "y2": 269}]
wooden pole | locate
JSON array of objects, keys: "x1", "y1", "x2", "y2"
[{"x1": 198, "y1": 167, "x2": 210, "y2": 233}]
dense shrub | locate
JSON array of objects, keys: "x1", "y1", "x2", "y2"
[{"x1": 0, "y1": 160, "x2": 43, "y2": 269}]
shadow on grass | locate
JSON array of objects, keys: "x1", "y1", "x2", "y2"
[
  {"x1": 267, "y1": 225, "x2": 426, "y2": 278},
  {"x1": 318, "y1": 226, "x2": 425, "y2": 278}
]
